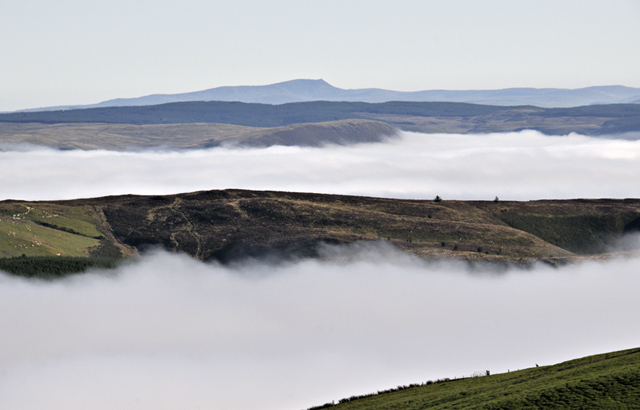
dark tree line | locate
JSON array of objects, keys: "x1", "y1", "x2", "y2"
[{"x1": 0, "y1": 256, "x2": 118, "y2": 279}]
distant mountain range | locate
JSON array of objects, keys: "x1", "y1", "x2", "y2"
[
  {"x1": 4, "y1": 80, "x2": 640, "y2": 150},
  {"x1": 19, "y1": 79, "x2": 640, "y2": 112}
]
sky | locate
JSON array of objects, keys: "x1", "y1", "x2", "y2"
[
  {"x1": 1, "y1": 0, "x2": 640, "y2": 111},
  {"x1": 2, "y1": 245, "x2": 640, "y2": 410},
  {"x1": 2, "y1": 131, "x2": 640, "y2": 201}
]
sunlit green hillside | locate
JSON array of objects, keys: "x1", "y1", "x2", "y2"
[{"x1": 308, "y1": 348, "x2": 640, "y2": 410}]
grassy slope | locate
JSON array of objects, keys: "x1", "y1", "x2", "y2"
[
  {"x1": 0, "y1": 119, "x2": 395, "y2": 150},
  {"x1": 309, "y1": 347, "x2": 640, "y2": 410},
  {"x1": 0, "y1": 122, "x2": 263, "y2": 150},
  {"x1": 0, "y1": 202, "x2": 125, "y2": 258},
  {"x1": 235, "y1": 119, "x2": 397, "y2": 147}
]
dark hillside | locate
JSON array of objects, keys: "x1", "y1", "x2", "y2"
[
  {"x1": 473, "y1": 199, "x2": 640, "y2": 254},
  {"x1": 68, "y1": 191, "x2": 640, "y2": 264},
  {"x1": 3, "y1": 190, "x2": 640, "y2": 269},
  {"x1": 540, "y1": 104, "x2": 640, "y2": 117},
  {"x1": 0, "y1": 101, "x2": 509, "y2": 126},
  {"x1": 2, "y1": 101, "x2": 639, "y2": 138}
]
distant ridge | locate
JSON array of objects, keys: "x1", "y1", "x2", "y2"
[
  {"x1": 18, "y1": 79, "x2": 640, "y2": 112},
  {"x1": 4, "y1": 100, "x2": 640, "y2": 137}
]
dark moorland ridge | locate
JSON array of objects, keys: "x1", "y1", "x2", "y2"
[
  {"x1": 3, "y1": 100, "x2": 640, "y2": 134},
  {"x1": 305, "y1": 347, "x2": 640, "y2": 410},
  {"x1": 1, "y1": 101, "x2": 640, "y2": 149},
  {"x1": 2, "y1": 189, "x2": 640, "y2": 277}
]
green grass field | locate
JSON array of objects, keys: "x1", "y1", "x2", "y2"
[{"x1": 0, "y1": 203, "x2": 104, "y2": 257}]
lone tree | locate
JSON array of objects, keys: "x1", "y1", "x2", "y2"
[
  {"x1": 434, "y1": 195, "x2": 442, "y2": 202},
  {"x1": 494, "y1": 196, "x2": 500, "y2": 203}
]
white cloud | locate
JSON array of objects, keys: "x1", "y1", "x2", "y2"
[
  {"x1": 2, "y1": 131, "x2": 640, "y2": 201},
  {"x1": 2, "y1": 131, "x2": 640, "y2": 409},
  {"x1": 1, "y1": 245, "x2": 640, "y2": 410}
]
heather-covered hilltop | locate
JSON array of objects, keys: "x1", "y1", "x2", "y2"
[{"x1": 2, "y1": 189, "x2": 640, "y2": 277}]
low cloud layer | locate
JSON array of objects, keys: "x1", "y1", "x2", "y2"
[
  {"x1": 2, "y1": 244, "x2": 640, "y2": 410},
  {"x1": 2, "y1": 131, "x2": 640, "y2": 409},
  {"x1": 2, "y1": 130, "x2": 640, "y2": 201}
]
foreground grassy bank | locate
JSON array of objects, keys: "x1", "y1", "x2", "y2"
[{"x1": 307, "y1": 347, "x2": 640, "y2": 410}]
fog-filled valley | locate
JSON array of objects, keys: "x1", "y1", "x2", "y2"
[
  {"x1": 2, "y1": 130, "x2": 640, "y2": 409},
  {"x1": 1, "y1": 130, "x2": 640, "y2": 201},
  {"x1": 1, "y1": 243, "x2": 640, "y2": 410}
]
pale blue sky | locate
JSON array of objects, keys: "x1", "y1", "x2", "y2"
[{"x1": 1, "y1": 0, "x2": 639, "y2": 111}]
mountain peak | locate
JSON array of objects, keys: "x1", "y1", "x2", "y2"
[
  {"x1": 280, "y1": 78, "x2": 330, "y2": 84},
  {"x1": 262, "y1": 78, "x2": 338, "y2": 91}
]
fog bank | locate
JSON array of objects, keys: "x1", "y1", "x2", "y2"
[
  {"x1": 2, "y1": 131, "x2": 640, "y2": 201},
  {"x1": 1, "y1": 244, "x2": 639, "y2": 410}
]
